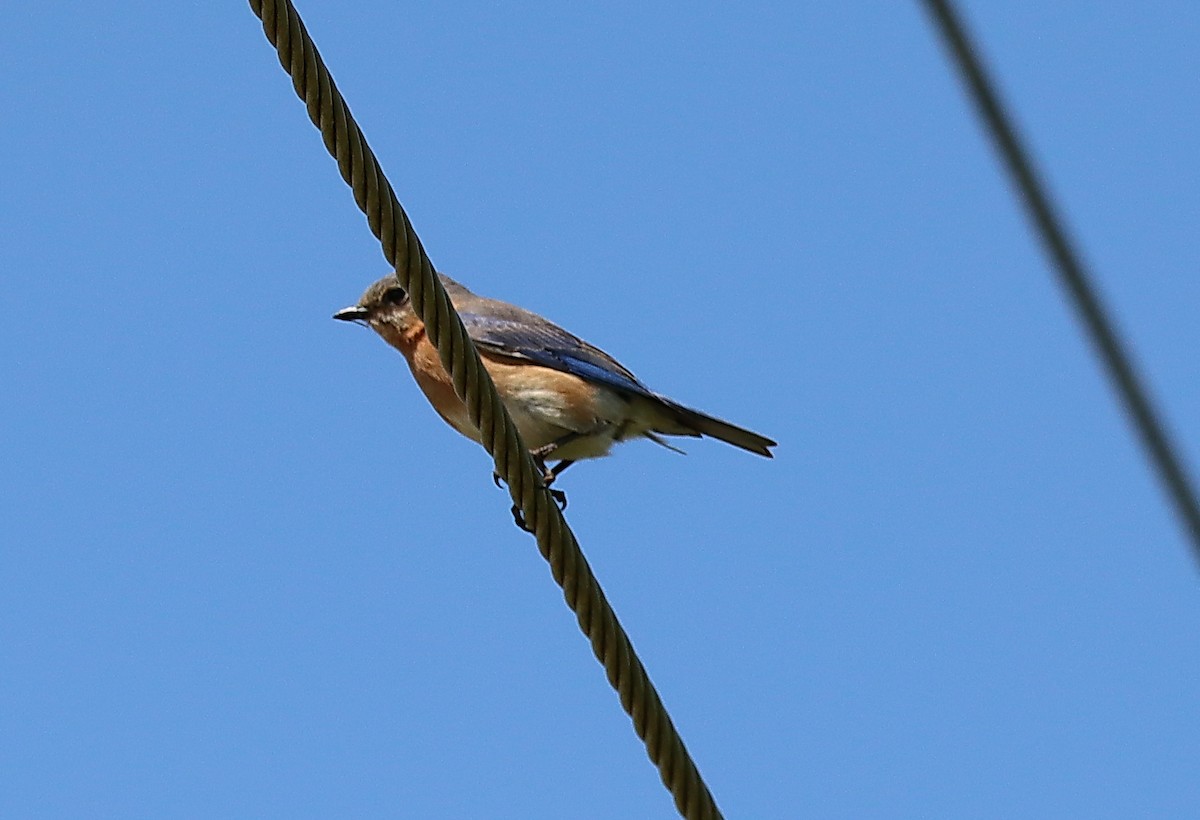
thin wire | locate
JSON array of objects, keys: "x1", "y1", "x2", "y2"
[
  {"x1": 246, "y1": 1, "x2": 724, "y2": 816},
  {"x1": 919, "y1": 0, "x2": 1200, "y2": 562}
]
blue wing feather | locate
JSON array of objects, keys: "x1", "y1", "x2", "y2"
[{"x1": 458, "y1": 311, "x2": 655, "y2": 398}]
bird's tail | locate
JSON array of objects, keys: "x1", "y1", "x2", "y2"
[{"x1": 656, "y1": 397, "x2": 776, "y2": 458}]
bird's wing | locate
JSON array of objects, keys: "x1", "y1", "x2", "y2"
[
  {"x1": 456, "y1": 303, "x2": 776, "y2": 457},
  {"x1": 457, "y1": 311, "x2": 656, "y2": 399}
]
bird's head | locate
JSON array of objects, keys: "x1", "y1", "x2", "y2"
[{"x1": 333, "y1": 276, "x2": 419, "y2": 344}]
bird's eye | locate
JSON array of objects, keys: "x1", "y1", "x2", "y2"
[{"x1": 381, "y1": 287, "x2": 407, "y2": 306}]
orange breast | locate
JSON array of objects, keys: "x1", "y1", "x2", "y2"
[
  {"x1": 397, "y1": 325, "x2": 478, "y2": 441},
  {"x1": 392, "y1": 322, "x2": 616, "y2": 451}
]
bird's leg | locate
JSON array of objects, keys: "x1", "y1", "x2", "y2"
[
  {"x1": 531, "y1": 432, "x2": 586, "y2": 483},
  {"x1": 528, "y1": 452, "x2": 568, "y2": 513},
  {"x1": 531, "y1": 435, "x2": 587, "y2": 512},
  {"x1": 540, "y1": 460, "x2": 574, "y2": 511},
  {"x1": 530, "y1": 431, "x2": 584, "y2": 462},
  {"x1": 547, "y1": 459, "x2": 576, "y2": 484}
]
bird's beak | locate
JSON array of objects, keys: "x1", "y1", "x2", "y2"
[{"x1": 333, "y1": 305, "x2": 370, "y2": 324}]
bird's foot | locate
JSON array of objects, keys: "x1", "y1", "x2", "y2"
[
  {"x1": 508, "y1": 488, "x2": 568, "y2": 532},
  {"x1": 496, "y1": 457, "x2": 571, "y2": 531},
  {"x1": 510, "y1": 503, "x2": 532, "y2": 532}
]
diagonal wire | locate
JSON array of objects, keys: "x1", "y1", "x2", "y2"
[
  {"x1": 246, "y1": 1, "x2": 723, "y2": 816},
  {"x1": 919, "y1": 0, "x2": 1200, "y2": 563}
]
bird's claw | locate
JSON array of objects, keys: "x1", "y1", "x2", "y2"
[
  {"x1": 508, "y1": 488, "x2": 569, "y2": 532},
  {"x1": 510, "y1": 504, "x2": 532, "y2": 532},
  {"x1": 495, "y1": 460, "x2": 568, "y2": 531}
]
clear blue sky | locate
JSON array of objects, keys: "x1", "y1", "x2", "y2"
[{"x1": 3, "y1": 3, "x2": 1199, "y2": 817}]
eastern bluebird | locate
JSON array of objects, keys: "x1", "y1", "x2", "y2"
[{"x1": 334, "y1": 274, "x2": 775, "y2": 520}]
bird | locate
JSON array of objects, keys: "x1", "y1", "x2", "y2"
[{"x1": 334, "y1": 274, "x2": 775, "y2": 524}]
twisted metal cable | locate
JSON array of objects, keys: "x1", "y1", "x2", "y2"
[
  {"x1": 247, "y1": 2, "x2": 723, "y2": 816},
  {"x1": 920, "y1": 0, "x2": 1200, "y2": 562}
]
